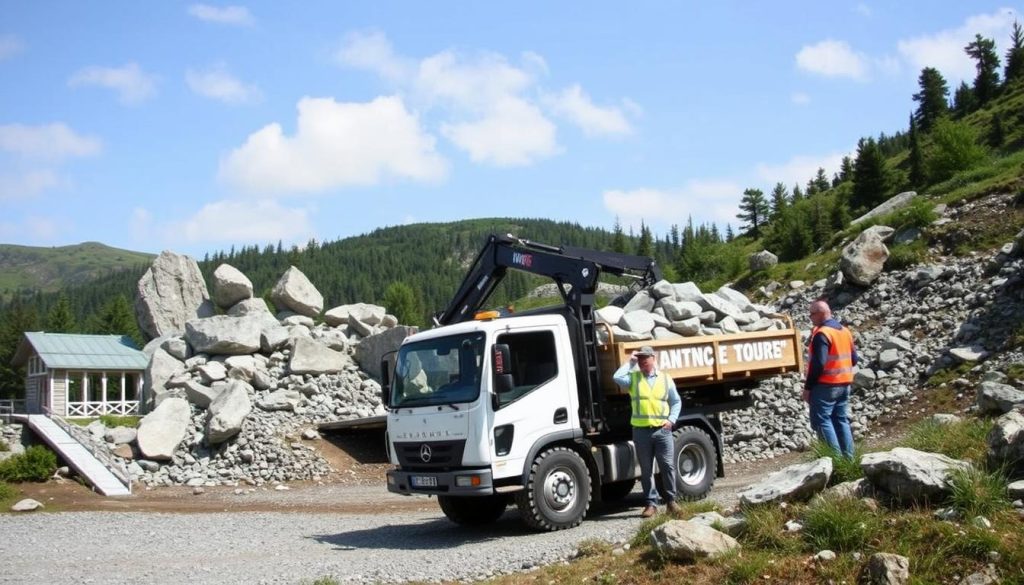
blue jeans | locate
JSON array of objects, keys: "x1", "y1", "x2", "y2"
[
  {"x1": 633, "y1": 426, "x2": 676, "y2": 506},
  {"x1": 808, "y1": 384, "x2": 855, "y2": 459}
]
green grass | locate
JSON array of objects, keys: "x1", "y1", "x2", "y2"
[
  {"x1": 926, "y1": 362, "x2": 974, "y2": 387},
  {"x1": 0, "y1": 480, "x2": 17, "y2": 504},
  {"x1": 945, "y1": 467, "x2": 1011, "y2": 518},
  {"x1": 801, "y1": 495, "x2": 880, "y2": 552},
  {"x1": 0, "y1": 438, "x2": 8, "y2": 451},
  {"x1": 1008, "y1": 363, "x2": 1024, "y2": 382},
  {"x1": 885, "y1": 240, "x2": 928, "y2": 271},
  {"x1": 0, "y1": 445, "x2": 58, "y2": 482},
  {"x1": 903, "y1": 418, "x2": 993, "y2": 465},
  {"x1": 737, "y1": 504, "x2": 802, "y2": 553},
  {"x1": 0, "y1": 242, "x2": 154, "y2": 301},
  {"x1": 70, "y1": 415, "x2": 141, "y2": 428},
  {"x1": 808, "y1": 440, "x2": 864, "y2": 484}
]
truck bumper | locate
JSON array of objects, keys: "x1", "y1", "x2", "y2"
[{"x1": 386, "y1": 468, "x2": 495, "y2": 496}]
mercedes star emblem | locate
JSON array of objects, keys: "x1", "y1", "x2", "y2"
[{"x1": 420, "y1": 444, "x2": 432, "y2": 463}]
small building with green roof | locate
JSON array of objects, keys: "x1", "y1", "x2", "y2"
[{"x1": 11, "y1": 332, "x2": 148, "y2": 417}]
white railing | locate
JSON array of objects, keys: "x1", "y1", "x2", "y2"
[
  {"x1": 0, "y1": 398, "x2": 26, "y2": 413},
  {"x1": 66, "y1": 401, "x2": 140, "y2": 418}
]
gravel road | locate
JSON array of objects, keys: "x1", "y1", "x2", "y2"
[{"x1": 0, "y1": 453, "x2": 795, "y2": 585}]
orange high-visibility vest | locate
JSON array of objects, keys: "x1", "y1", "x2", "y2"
[{"x1": 808, "y1": 325, "x2": 855, "y2": 384}]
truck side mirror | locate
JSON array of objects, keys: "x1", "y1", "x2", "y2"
[
  {"x1": 380, "y1": 352, "x2": 397, "y2": 409},
  {"x1": 492, "y1": 344, "x2": 514, "y2": 394}
]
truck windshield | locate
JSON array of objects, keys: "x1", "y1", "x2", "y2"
[{"x1": 391, "y1": 332, "x2": 485, "y2": 408}]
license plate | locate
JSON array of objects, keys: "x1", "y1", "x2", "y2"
[{"x1": 411, "y1": 475, "x2": 437, "y2": 488}]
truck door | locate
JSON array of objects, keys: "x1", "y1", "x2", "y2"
[{"x1": 490, "y1": 328, "x2": 576, "y2": 480}]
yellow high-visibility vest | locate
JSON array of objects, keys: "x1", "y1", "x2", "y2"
[{"x1": 629, "y1": 370, "x2": 670, "y2": 427}]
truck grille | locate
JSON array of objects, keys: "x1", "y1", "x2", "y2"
[{"x1": 394, "y1": 439, "x2": 466, "y2": 469}]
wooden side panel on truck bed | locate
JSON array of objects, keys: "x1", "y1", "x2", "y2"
[{"x1": 596, "y1": 317, "x2": 804, "y2": 396}]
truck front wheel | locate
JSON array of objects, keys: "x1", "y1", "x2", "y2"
[
  {"x1": 516, "y1": 447, "x2": 591, "y2": 531},
  {"x1": 438, "y1": 494, "x2": 509, "y2": 525},
  {"x1": 672, "y1": 426, "x2": 717, "y2": 501}
]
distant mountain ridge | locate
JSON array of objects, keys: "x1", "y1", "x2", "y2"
[{"x1": 0, "y1": 242, "x2": 154, "y2": 299}]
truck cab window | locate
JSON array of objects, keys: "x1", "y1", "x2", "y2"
[
  {"x1": 392, "y1": 333, "x2": 485, "y2": 408},
  {"x1": 495, "y1": 330, "x2": 558, "y2": 407}
]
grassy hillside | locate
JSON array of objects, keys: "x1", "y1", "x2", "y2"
[{"x1": 0, "y1": 242, "x2": 153, "y2": 300}]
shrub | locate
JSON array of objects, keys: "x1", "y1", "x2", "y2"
[
  {"x1": 0, "y1": 445, "x2": 58, "y2": 482},
  {"x1": 945, "y1": 467, "x2": 1010, "y2": 518},
  {"x1": 802, "y1": 495, "x2": 880, "y2": 552},
  {"x1": 0, "y1": 480, "x2": 16, "y2": 502},
  {"x1": 904, "y1": 419, "x2": 993, "y2": 465},
  {"x1": 809, "y1": 440, "x2": 863, "y2": 484},
  {"x1": 926, "y1": 118, "x2": 988, "y2": 183},
  {"x1": 575, "y1": 538, "x2": 613, "y2": 557},
  {"x1": 885, "y1": 241, "x2": 927, "y2": 271},
  {"x1": 0, "y1": 438, "x2": 8, "y2": 451}
]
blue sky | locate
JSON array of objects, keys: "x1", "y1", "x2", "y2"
[{"x1": 0, "y1": 2, "x2": 1020, "y2": 257}]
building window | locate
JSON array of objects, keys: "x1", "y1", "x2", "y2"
[
  {"x1": 123, "y1": 372, "x2": 139, "y2": 401},
  {"x1": 86, "y1": 372, "x2": 103, "y2": 402},
  {"x1": 28, "y1": 356, "x2": 45, "y2": 376},
  {"x1": 67, "y1": 372, "x2": 83, "y2": 402}
]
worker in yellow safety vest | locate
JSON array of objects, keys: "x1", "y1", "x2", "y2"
[
  {"x1": 803, "y1": 300, "x2": 859, "y2": 458},
  {"x1": 614, "y1": 345, "x2": 681, "y2": 518}
]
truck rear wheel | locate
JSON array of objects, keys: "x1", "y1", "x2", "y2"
[
  {"x1": 671, "y1": 426, "x2": 717, "y2": 501},
  {"x1": 515, "y1": 447, "x2": 591, "y2": 531},
  {"x1": 438, "y1": 494, "x2": 509, "y2": 525}
]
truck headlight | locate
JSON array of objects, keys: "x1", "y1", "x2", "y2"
[{"x1": 455, "y1": 475, "x2": 481, "y2": 487}]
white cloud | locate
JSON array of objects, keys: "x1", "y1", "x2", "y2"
[
  {"x1": 416, "y1": 50, "x2": 534, "y2": 109},
  {"x1": 754, "y1": 151, "x2": 850, "y2": 188},
  {"x1": 68, "y1": 63, "x2": 158, "y2": 105},
  {"x1": 219, "y1": 95, "x2": 447, "y2": 194},
  {"x1": 791, "y1": 92, "x2": 811, "y2": 106},
  {"x1": 544, "y1": 85, "x2": 633, "y2": 137},
  {"x1": 170, "y1": 199, "x2": 315, "y2": 243},
  {"x1": 441, "y1": 97, "x2": 559, "y2": 166},
  {"x1": 186, "y1": 64, "x2": 262, "y2": 104},
  {"x1": 796, "y1": 40, "x2": 869, "y2": 81},
  {"x1": 0, "y1": 170, "x2": 61, "y2": 200},
  {"x1": 897, "y1": 8, "x2": 1019, "y2": 85},
  {"x1": 187, "y1": 4, "x2": 254, "y2": 26},
  {"x1": 0, "y1": 123, "x2": 102, "y2": 160},
  {"x1": 603, "y1": 180, "x2": 743, "y2": 232},
  {"x1": 0, "y1": 35, "x2": 24, "y2": 60},
  {"x1": 335, "y1": 30, "x2": 411, "y2": 82}
]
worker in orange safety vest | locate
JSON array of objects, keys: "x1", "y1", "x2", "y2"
[{"x1": 802, "y1": 299, "x2": 859, "y2": 458}]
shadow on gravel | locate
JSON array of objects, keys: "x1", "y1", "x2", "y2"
[{"x1": 311, "y1": 497, "x2": 643, "y2": 551}]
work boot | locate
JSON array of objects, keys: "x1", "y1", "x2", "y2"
[
  {"x1": 667, "y1": 501, "x2": 681, "y2": 515},
  {"x1": 640, "y1": 505, "x2": 657, "y2": 518}
]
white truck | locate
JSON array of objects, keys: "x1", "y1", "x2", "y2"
[{"x1": 381, "y1": 234, "x2": 802, "y2": 530}]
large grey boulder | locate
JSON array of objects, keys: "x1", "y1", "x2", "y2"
[
  {"x1": 865, "y1": 553, "x2": 910, "y2": 585},
  {"x1": 649, "y1": 520, "x2": 740, "y2": 561},
  {"x1": 687, "y1": 511, "x2": 747, "y2": 537},
  {"x1": 851, "y1": 191, "x2": 916, "y2": 225},
  {"x1": 595, "y1": 305, "x2": 624, "y2": 325},
  {"x1": 136, "y1": 397, "x2": 191, "y2": 460},
  {"x1": 290, "y1": 337, "x2": 347, "y2": 375},
  {"x1": 257, "y1": 389, "x2": 303, "y2": 412},
  {"x1": 185, "y1": 315, "x2": 263, "y2": 355},
  {"x1": 861, "y1": 447, "x2": 971, "y2": 504},
  {"x1": 987, "y1": 410, "x2": 1024, "y2": 477},
  {"x1": 749, "y1": 250, "x2": 778, "y2": 271},
  {"x1": 699, "y1": 293, "x2": 744, "y2": 320},
  {"x1": 227, "y1": 298, "x2": 275, "y2": 319},
  {"x1": 660, "y1": 300, "x2": 703, "y2": 321},
  {"x1": 355, "y1": 326, "x2": 417, "y2": 381},
  {"x1": 211, "y1": 264, "x2": 253, "y2": 309},
  {"x1": 619, "y1": 311, "x2": 656, "y2": 333},
  {"x1": 738, "y1": 457, "x2": 832, "y2": 506},
  {"x1": 672, "y1": 282, "x2": 703, "y2": 303},
  {"x1": 143, "y1": 348, "x2": 186, "y2": 409},
  {"x1": 976, "y1": 381, "x2": 1024, "y2": 415},
  {"x1": 135, "y1": 251, "x2": 215, "y2": 340},
  {"x1": 840, "y1": 228, "x2": 890, "y2": 286},
  {"x1": 623, "y1": 290, "x2": 655, "y2": 313},
  {"x1": 183, "y1": 380, "x2": 223, "y2": 409},
  {"x1": 206, "y1": 380, "x2": 252, "y2": 444},
  {"x1": 271, "y1": 266, "x2": 323, "y2": 318},
  {"x1": 104, "y1": 426, "x2": 137, "y2": 445},
  {"x1": 715, "y1": 286, "x2": 756, "y2": 312}
]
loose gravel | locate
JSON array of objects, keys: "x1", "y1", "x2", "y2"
[{"x1": 0, "y1": 500, "x2": 643, "y2": 585}]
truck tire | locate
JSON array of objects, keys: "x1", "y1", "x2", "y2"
[
  {"x1": 438, "y1": 494, "x2": 509, "y2": 525},
  {"x1": 671, "y1": 426, "x2": 717, "y2": 501},
  {"x1": 600, "y1": 479, "x2": 636, "y2": 502},
  {"x1": 515, "y1": 447, "x2": 591, "y2": 531}
]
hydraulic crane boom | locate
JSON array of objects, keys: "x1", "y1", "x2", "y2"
[{"x1": 434, "y1": 233, "x2": 663, "y2": 433}]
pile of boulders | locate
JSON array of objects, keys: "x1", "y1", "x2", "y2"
[
  {"x1": 96, "y1": 253, "x2": 417, "y2": 487},
  {"x1": 718, "y1": 197, "x2": 1024, "y2": 463}
]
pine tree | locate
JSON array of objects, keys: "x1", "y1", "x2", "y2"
[
  {"x1": 965, "y1": 34, "x2": 1001, "y2": 107},
  {"x1": 611, "y1": 217, "x2": 626, "y2": 253},
  {"x1": 908, "y1": 114, "x2": 925, "y2": 187},
  {"x1": 851, "y1": 137, "x2": 889, "y2": 212},
  {"x1": 736, "y1": 188, "x2": 770, "y2": 238},
  {"x1": 791, "y1": 184, "x2": 804, "y2": 204},
  {"x1": 636, "y1": 221, "x2": 653, "y2": 257},
  {"x1": 839, "y1": 156, "x2": 854, "y2": 184},
  {"x1": 86, "y1": 295, "x2": 141, "y2": 345},
  {"x1": 912, "y1": 67, "x2": 950, "y2": 132},
  {"x1": 769, "y1": 182, "x2": 789, "y2": 221},
  {"x1": 830, "y1": 194, "x2": 852, "y2": 231},
  {"x1": 989, "y1": 113, "x2": 1005, "y2": 148},
  {"x1": 382, "y1": 282, "x2": 424, "y2": 327},
  {"x1": 951, "y1": 81, "x2": 977, "y2": 118},
  {"x1": 45, "y1": 294, "x2": 77, "y2": 333},
  {"x1": 812, "y1": 168, "x2": 830, "y2": 193},
  {"x1": 669, "y1": 224, "x2": 680, "y2": 252},
  {"x1": 1005, "y1": 21, "x2": 1024, "y2": 86},
  {"x1": 0, "y1": 300, "x2": 39, "y2": 397},
  {"x1": 725, "y1": 224, "x2": 734, "y2": 242}
]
